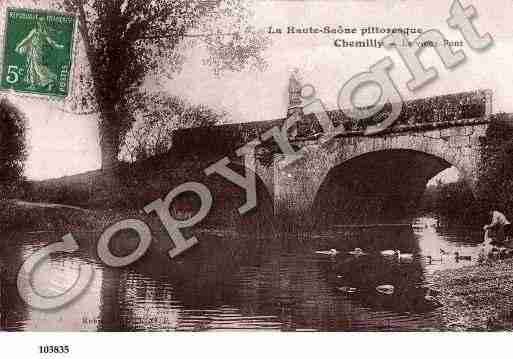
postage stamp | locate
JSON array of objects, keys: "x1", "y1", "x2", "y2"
[{"x1": 0, "y1": 8, "x2": 76, "y2": 97}]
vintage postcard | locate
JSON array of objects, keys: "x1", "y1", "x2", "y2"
[{"x1": 1, "y1": 0, "x2": 513, "y2": 346}]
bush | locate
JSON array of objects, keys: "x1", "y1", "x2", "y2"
[
  {"x1": 421, "y1": 180, "x2": 479, "y2": 224},
  {"x1": 421, "y1": 113, "x2": 513, "y2": 224},
  {"x1": 0, "y1": 99, "x2": 27, "y2": 197},
  {"x1": 476, "y1": 113, "x2": 513, "y2": 216}
]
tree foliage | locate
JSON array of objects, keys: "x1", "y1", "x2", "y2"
[
  {"x1": 121, "y1": 93, "x2": 226, "y2": 162},
  {"x1": 420, "y1": 179, "x2": 477, "y2": 224},
  {"x1": 33, "y1": 0, "x2": 270, "y2": 168},
  {"x1": 0, "y1": 99, "x2": 27, "y2": 195},
  {"x1": 476, "y1": 113, "x2": 513, "y2": 214},
  {"x1": 419, "y1": 113, "x2": 513, "y2": 224}
]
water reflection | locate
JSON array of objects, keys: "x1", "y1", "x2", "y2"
[
  {"x1": 414, "y1": 216, "x2": 486, "y2": 271},
  {"x1": 0, "y1": 216, "x2": 486, "y2": 331},
  {"x1": 0, "y1": 232, "x2": 103, "y2": 331}
]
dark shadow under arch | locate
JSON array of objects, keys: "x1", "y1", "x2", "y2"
[{"x1": 311, "y1": 149, "x2": 474, "y2": 226}]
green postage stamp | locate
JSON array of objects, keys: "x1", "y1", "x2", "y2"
[{"x1": 1, "y1": 8, "x2": 77, "y2": 97}]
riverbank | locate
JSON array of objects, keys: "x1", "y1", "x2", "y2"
[
  {"x1": 432, "y1": 259, "x2": 513, "y2": 331},
  {"x1": 1, "y1": 199, "x2": 136, "y2": 233},
  {"x1": 0, "y1": 200, "x2": 249, "y2": 264}
]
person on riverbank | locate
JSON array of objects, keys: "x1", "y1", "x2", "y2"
[{"x1": 484, "y1": 209, "x2": 512, "y2": 244}]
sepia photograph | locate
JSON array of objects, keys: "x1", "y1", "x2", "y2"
[{"x1": 0, "y1": 0, "x2": 513, "y2": 343}]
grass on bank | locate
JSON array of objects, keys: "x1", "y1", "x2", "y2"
[
  {"x1": 0, "y1": 200, "x2": 137, "y2": 234},
  {"x1": 432, "y1": 259, "x2": 513, "y2": 331}
]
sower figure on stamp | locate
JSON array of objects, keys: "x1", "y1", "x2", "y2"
[
  {"x1": 15, "y1": 17, "x2": 64, "y2": 90},
  {"x1": 484, "y1": 209, "x2": 512, "y2": 245}
]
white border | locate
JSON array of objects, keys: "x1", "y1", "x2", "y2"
[{"x1": 0, "y1": 332, "x2": 510, "y2": 359}]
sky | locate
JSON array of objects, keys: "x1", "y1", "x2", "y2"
[{"x1": 1, "y1": 0, "x2": 512, "y2": 180}]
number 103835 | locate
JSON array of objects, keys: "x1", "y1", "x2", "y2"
[{"x1": 39, "y1": 345, "x2": 70, "y2": 354}]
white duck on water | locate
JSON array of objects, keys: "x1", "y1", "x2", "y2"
[
  {"x1": 380, "y1": 249, "x2": 396, "y2": 257},
  {"x1": 380, "y1": 250, "x2": 414, "y2": 260},
  {"x1": 396, "y1": 250, "x2": 414, "y2": 261},
  {"x1": 348, "y1": 248, "x2": 366, "y2": 256},
  {"x1": 315, "y1": 248, "x2": 339, "y2": 256},
  {"x1": 338, "y1": 286, "x2": 357, "y2": 294}
]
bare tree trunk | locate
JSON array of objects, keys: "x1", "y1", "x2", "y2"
[
  {"x1": 74, "y1": 0, "x2": 121, "y2": 171},
  {"x1": 99, "y1": 121, "x2": 120, "y2": 170},
  {"x1": 98, "y1": 101, "x2": 122, "y2": 170},
  {"x1": 97, "y1": 112, "x2": 121, "y2": 203}
]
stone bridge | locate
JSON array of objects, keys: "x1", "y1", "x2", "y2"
[
  {"x1": 270, "y1": 117, "x2": 489, "y2": 226},
  {"x1": 172, "y1": 85, "x2": 493, "y2": 227}
]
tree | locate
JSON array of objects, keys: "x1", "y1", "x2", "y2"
[
  {"x1": 0, "y1": 98, "x2": 27, "y2": 196},
  {"x1": 121, "y1": 93, "x2": 226, "y2": 162},
  {"x1": 35, "y1": 0, "x2": 270, "y2": 169},
  {"x1": 477, "y1": 113, "x2": 513, "y2": 214}
]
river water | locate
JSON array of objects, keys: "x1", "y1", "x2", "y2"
[{"x1": 0, "y1": 216, "x2": 486, "y2": 331}]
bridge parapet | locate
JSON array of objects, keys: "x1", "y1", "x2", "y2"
[
  {"x1": 172, "y1": 90, "x2": 492, "y2": 158},
  {"x1": 295, "y1": 89, "x2": 492, "y2": 138},
  {"x1": 291, "y1": 116, "x2": 492, "y2": 145}
]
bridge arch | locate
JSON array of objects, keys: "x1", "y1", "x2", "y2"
[
  {"x1": 273, "y1": 125, "x2": 485, "y2": 224},
  {"x1": 311, "y1": 149, "x2": 474, "y2": 225}
]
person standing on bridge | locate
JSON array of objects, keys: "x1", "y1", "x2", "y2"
[{"x1": 484, "y1": 209, "x2": 512, "y2": 244}]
